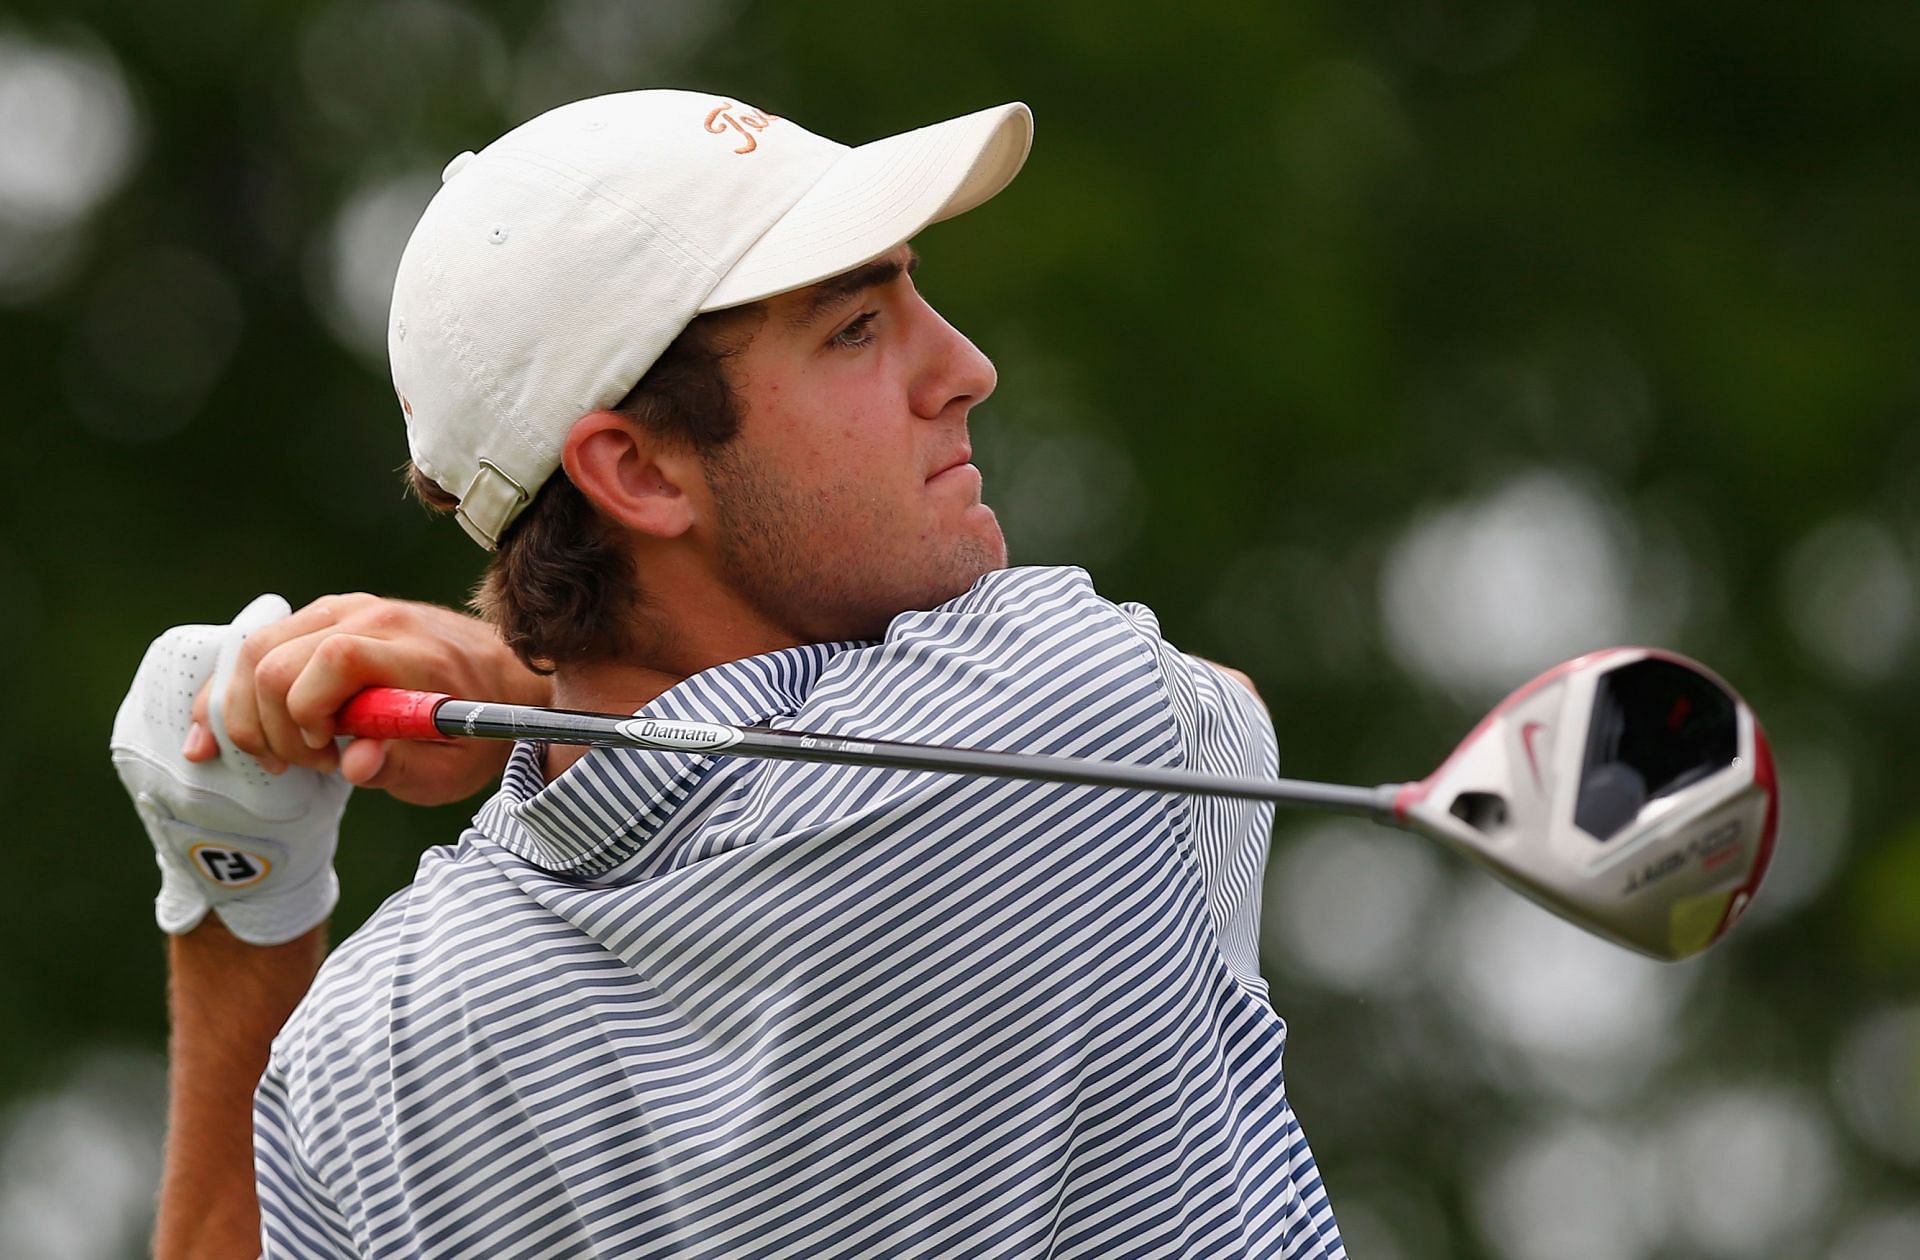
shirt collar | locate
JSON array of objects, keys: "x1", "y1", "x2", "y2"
[{"x1": 474, "y1": 640, "x2": 858, "y2": 876}]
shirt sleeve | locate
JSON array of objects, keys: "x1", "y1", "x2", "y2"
[
  {"x1": 254, "y1": 1054, "x2": 359, "y2": 1260},
  {"x1": 1115, "y1": 600, "x2": 1277, "y2": 999}
]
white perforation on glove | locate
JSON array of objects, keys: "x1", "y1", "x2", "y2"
[{"x1": 110, "y1": 595, "x2": 350, "y2": 945}]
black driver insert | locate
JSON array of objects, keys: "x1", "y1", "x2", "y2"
[{"x1": 1575, "y1": 658, "x2": 1738, "y2": 841}]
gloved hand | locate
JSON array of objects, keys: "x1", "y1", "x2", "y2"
[{"x1": 111, "y1": 595, "x2": 350, "y2": 945}]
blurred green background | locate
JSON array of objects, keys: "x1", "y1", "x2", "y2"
[{"x1": 4, "y1": 1, "x2": 1918, "y2": 1255}]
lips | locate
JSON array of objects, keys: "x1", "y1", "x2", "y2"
[{"x1": 926, "y1": 450, "x2": 973, "y2": 481}]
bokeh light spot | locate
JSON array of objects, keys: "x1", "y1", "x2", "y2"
[
  {"x1": 1438, "y1": 882, "x2": 1696, "y2": 1103},
  {"x1": 311, "y1": 169, "x2": 439, "y2": 364},
  {"x1": 1381, "y1": 470, "x2": 1663, "y2": 698},
  {"x1": 0, "y1": 32, "x2": 138, "y2": 226},
  {"x1": 1833, "y1": 1004, "x2": 1920, "y2": 1168},
  {"x1": 0, "y1": 1048, "x2": 166, "y2": 1259},
  {"x1": 1659, "y1": 1085, "x2": 1837, "y2": 1257},
  {"x1": 0, "y1": 29, "x2": 140, "y2": 304},
  {"x1": 996, "y1": 429, "x2": 1141, "y2": 566},
  {"x1": 1780, "y1": 517, "x2": 1915, "y2": 684},
  {"x1": 1473, "y1": 1118, "x2": 1660, "y2": 1260},
  {"x1": 1265, "y1": 821, "x2": 1445, "y2": 995}
]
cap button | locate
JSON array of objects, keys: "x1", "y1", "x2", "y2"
[{"x1": 441, "y1": 150, "x2": 477, "y2": 183}]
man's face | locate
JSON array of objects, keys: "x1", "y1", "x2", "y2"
[{"x1": 698, "y1": 244, "x2": 1007, "y2": 643}]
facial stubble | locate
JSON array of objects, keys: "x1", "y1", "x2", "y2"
[{"x1": 705, "y1": 443, "x2": 1003, "y2": 643}]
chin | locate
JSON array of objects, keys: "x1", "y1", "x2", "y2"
[
  {"x1": 951, "y1": 528, "x2": 1008, "y2": 588},
  {"x1": 858, "y1": 542, "x2": 1004, "y2": 637}
]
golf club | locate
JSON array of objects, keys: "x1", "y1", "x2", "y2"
[{"x1": 339, "y1": 646, "x2": 1777, "y2": 961}]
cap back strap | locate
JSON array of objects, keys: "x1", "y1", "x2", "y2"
[{"x1": 455, "y1": 460, "x2": 531, "y2": 550}]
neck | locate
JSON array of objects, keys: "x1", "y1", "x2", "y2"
[
  {"x1": 540, "y1": 614, "x2": 805, "y2": 781},
  {"x1": 541, "y1": 659, "x2": 685, "y2": 779}
]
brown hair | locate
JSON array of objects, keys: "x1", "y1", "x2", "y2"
[{"x1": 408, "y1": 306, "x2": 762, "y2": 672}]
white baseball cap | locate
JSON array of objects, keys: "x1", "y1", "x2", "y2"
[{"x1": 388, "y1": 90, "x2": 1033, "y2": 548}]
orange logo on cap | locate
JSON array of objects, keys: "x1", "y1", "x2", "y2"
[{"x1": 705, "y1": 103, "x2": 777, "y2": 154}]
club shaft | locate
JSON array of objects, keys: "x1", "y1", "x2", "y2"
[{"x1": 364, "y1": 691, "x2": 1397, "y2": 817}]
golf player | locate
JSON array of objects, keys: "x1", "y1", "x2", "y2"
[{"x1": 112, "y1": 91, "x2": 1347, "y2": 1258}]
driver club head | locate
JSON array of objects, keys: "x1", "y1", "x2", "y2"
[{"x1": 1391, "y1": 647, "x2": 1778, "y2": 961}]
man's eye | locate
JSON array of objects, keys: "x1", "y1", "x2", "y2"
[{"x1": 829, "y1": 311, "x2": 879, "y2": 350}]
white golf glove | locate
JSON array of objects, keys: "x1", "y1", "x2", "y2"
[{"x1": 110, "y1": 594, "x2": 349, "y2": 945}]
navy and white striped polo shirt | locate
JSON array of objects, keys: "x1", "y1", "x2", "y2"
[{"x1": 255, "y1": 566, "x2": 1345, "y2": 1258}]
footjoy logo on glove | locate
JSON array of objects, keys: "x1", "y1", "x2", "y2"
[
  {"x1": 188, "y1": 843, "x2": 272, "y2": 888},
  {"x1": 615, "y1": 718, "x2": 743, "y2": 753}
]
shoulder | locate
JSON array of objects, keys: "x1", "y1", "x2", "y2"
[
  {"x1": 851, "y1": 566, "x2": 1139, "y2": 678},
  {"x1": 883, "y1": 564, "x2": 1156, "y2": 656},
  {"x1": 269, "y1": 888, "x2": 413, "y2": 1082},
  {"x1": 798, "y1": 566, "x2": 1172, "y2": 751},
  {"x1": 269, "y1": 837, "x2": 488, "y2": 1081},
  {"x1": 893, "y1": 564, "x2": 1108, "y2": 626}
]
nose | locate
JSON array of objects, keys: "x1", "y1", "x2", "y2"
[{"x1": 908, "y1": 298, "x2": 997, "y2": 421}]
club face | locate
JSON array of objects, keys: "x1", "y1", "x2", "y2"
[{"x1": 1393, "y1": 648, "x2": 1778, "y2": 961}]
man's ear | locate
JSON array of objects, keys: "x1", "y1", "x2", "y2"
[{"x1": 560, "y1": 411, "x2": 699, "y2": 538}]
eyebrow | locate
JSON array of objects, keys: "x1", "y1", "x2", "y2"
[{"x1": 788, "y1": 247, "x2": 921, "y2": 330}]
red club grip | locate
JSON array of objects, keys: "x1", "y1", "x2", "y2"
[{"x1": 338, "y1": 688, "x2": 456, "y2": 741}]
